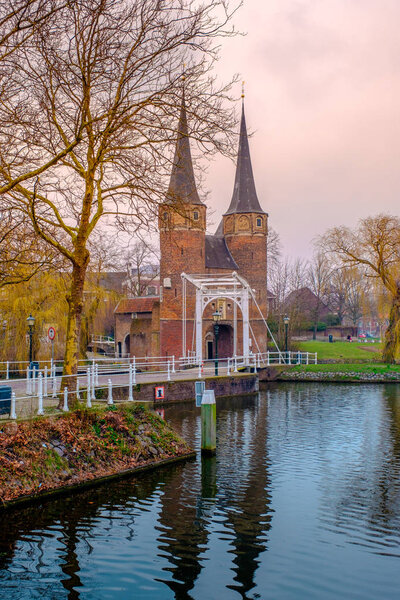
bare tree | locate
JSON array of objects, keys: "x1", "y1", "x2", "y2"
[
  {"x1": 123, "y1": 240, "x2": 159, "y2": 297},
  {"x1": 320, "y1": 214, "x2": 400, "y2": 363},
  {"x1": 2, "y1": 0, "x2": 239, "y2": 395}
]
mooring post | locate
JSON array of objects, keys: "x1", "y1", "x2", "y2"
[
  {"x1": 37, "y1": 372, "x2": 44, "y2": 416},
  {"x1": 128, "y1": 364, "x2": 134, "y2": 402},
  {"x1": 63, "y1": 387, "x2": 69, "y2": 411},
  {"x1": 10, "y1": 392, "x2": 17, "y2": 420},
  {"x1": 201, "y1": 390, "x2": 216, "y2": 455},
  {"x1": 107, "y1": 379, "x2": 113, "y2": 405}
]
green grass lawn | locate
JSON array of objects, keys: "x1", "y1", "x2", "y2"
[{"x1": 296, "y1": 340, "x2": 383, "y2": 362}]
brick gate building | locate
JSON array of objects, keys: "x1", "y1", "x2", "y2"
[{"x1": 115, "y1": 95, "x2": 269, "y2": 360}]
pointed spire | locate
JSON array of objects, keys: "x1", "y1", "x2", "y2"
[
  {"x1": 167, "y1": 91, "x2": 203, "y2": 205},
  {"x1": 224, "y1": 102, "x2": 265, "y2": 215}
]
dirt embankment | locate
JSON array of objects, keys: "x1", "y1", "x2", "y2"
[{"x1": 0, "y1": 404, "x2": 192, "y2": 507}]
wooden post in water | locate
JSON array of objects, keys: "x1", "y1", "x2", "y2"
[{"x1": 201, "y1": 390, "x2": 216, "y2": 455}]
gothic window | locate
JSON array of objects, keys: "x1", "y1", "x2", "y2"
[{"x1": 256, "y1": 217, "x2": 262, "y2": 227}]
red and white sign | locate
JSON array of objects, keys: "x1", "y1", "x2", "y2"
[
  {"x1": 48, "y1": 327, "x2": 56, "y2": 341},
  {"x1": 154, "y1": 386, "x2": 165, "y2": 400}
]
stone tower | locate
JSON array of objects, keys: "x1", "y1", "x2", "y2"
[
  {"x1": 220, "y1": 102, "x2": 268, "y2": 351},
  {"x1": 159, "y1": 93, "x2": 206, "y2": 357}
]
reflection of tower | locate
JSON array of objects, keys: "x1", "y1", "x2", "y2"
[
  {"x1": 156, "y1": 460, "x2": 211, "y2": 598},
  {"x1": 159, "y1": 92, "x2": 206, "y2": 357},
  {"x1": 223, "y1": 395, "x2": 272, "y2": 597}
]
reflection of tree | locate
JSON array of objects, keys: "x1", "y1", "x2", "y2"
[{"x1": 319, "y1": 385, "x2": 400, "y2": 547}]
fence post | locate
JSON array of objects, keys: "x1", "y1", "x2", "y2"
[
  {"x1": 52, "y1": 364, "x2": 57, "y2": 397},
  {"x1": 107, "y1": 379, "x2": 113, "y2": 405},
  {"x1": 315, "y1": 352, "x2": 317, "y2": 364},
  {"x1": 86, "y1": 378, "x2": 92, "y2": 408},
  {"x1": 198, "y1": 361, "x2": 202, "y2": 378},
  {"x1": 6, "y1": 361, "x2": 9, "y2": 381},
  {"x1": 227, "y1": 358, "x2": 231, "y2": 376},
  {"x1": 95, "y1": 363, "x2": 99, "y2": 386},
  {"x1": 37, "y1": 372, "x2": 44, "y2": 416},
  {"x1": 32, "y1": 364, "x2": 37, "y2": 395},
  {"x1": 91, "y1": 367, "x2": 96, "y2": 401},
  {"x1": 306, "y1": 352, "x2": 309, "y2": 365},
  {"x1": 172, "y1": 355, "x2": 176, "y2": 373},
  {"x1": 76, "y1": 377, "x2": 80, "y2": 401},
  {"x1": 63, "y1": 387, "x2": 69, "y2": 411},
  {"x1": 133, "y1": 357, "x2": 136, "y2": 384},
  {"x1": 26, "y1": 366, "x2": 30, "y2": 395},
  {"x1": 128, "y1": 364, "x2": 134, "y2": 402},
  {"x1": 44, "y1": 365, "x2": 48, "y2": 397},
  {"x1": 167, "y1": 360, "x2": 171, "y2": 381},
  {"x1": 10, "y1": 391, "x2": 17, "y2": 420},
  {"x1": 234, "y1": 356, "x2": 238, "y2": 373}
]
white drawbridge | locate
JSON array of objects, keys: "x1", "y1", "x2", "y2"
[{"x1": 181, "y1": 271, "x2": 281, "y2": 365}]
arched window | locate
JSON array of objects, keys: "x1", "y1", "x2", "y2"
[
  {"x1": 193, "y1": 211, "x2": 199, "y2": 221},
  {"x1": 256, "y1": 217, "x2": 262, "y2": 227}
]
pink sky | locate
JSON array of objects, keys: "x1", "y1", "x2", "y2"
[{"x1": 205, "y1": 0, "x2": 400, "y2": 258}]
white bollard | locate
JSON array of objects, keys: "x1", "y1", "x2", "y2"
[
  {"x1": 63, "y1": 387, "x2": 69, "y2": 411},
  {"x1": 86, "y1": 378, "x2": 92, "y2": 408},
  {"x1": 128, "y1": 364, "x2": 134, "y2": 401},
  {"x1": 167, "y1": 360, "x2": 171, "y2": 381},
  {"x1": 306, "y1": 352, "x2": 309, "y2": 365},
  {"x1": 198, "y1": 362, "x2": 202, "y2": 378},
  {"x1": 95, "y1": 363, "x2": 99, "y2": 386},
  {"x1": 76, "y1": 377, "x2": 80, "y2": 400},
  {"x1": 10, "y1": 391, "x2": 17, "y2": 420},
  {"x1": 6, "y1": 361, "x2": 9, "y2": 381},
  {"x1": 37, "y1": 372, "x2": 44, "y2": 415},
  {"x1": 172, "y1": 355, "x2": 176, "y2": 373},
  {"x1": 26, "y1": 366, "x2": 30, "y2": 395},
  {"x1": 107, "y1": 379, "x2": 113, "y2": 405},
  {"x1": 87, "y1": 366, "x2": 91, "y2": 399},
  {"x1": 267, "y1": 351, "x2": 270, "y2": 366},
  {"x1": 132, "y1": 357, "x2": 136, "y2": 384},
  {"x1": 234, "y1": 356, "x2": 238, "y2": 373},
  {"x1": 44, "y1": 365, "x2": 48, "y2": 397}
]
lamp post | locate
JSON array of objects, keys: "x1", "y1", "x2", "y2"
[
  {"x1": 283, "y1": 315, "x2": 290, "y2": 364},
  {"x1": 212, "y1": 310, "x2": 222, "y2": 376},
  {"x1": 27, "y1": 314, "x2": 35, "y2": 364}
]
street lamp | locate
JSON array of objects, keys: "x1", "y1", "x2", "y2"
[
  {"x1": 212, "y1": 310, "x2": 222, "y2": 376},
  {"x1": 27, "y1": 314, "x2": 35, "y2": 364},
  {"x1": 283, "y1": 315, "x2": 290, "y2": 363}
]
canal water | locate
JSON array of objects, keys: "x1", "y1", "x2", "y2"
[{"x1": 1, "y1": 383, "x2": 400, "y2": 599}]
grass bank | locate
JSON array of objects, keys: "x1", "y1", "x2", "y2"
[
  {"x1": 279, "y1": 363, "x2": 400, "y2": 382},
  {"x1": 0, "y1": 404, "x2": 192, "y2": 508},
  {"x1": 296, "y1": 340, "x2": 383, "y2": 363}
]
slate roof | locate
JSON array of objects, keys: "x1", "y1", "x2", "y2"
[
  {"x1": 114, "y1": 296, "x2": 159, "y2": 314},
  {"x1": 166, "y1": 92, "x2": 203, "y2": 206},
  {"x1": 205, "y1": 235, "x2": 238, "y2": 270},
  {"x1": 224, "y1": 103, "x2": 265, "y2": 215}
]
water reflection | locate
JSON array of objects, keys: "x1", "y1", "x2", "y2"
[{"x1": 1, "y1": 385, "x2": 400, "y2": 599}]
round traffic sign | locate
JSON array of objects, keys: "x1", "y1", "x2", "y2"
[{"x1": 48, "y1": 327, "x2": 56, "y2": 341}]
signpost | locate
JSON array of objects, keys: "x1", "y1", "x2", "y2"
[{"x1": 48, "y1": 327, "x2": 56, "y2": 369}]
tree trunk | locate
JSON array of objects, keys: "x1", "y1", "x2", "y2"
[
  {"x1": 58, "y1": 260, "x2": 88, "y2": 409},
  {"x1": 382, "y1": 285, "x2": 400, "y2": 364}
]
